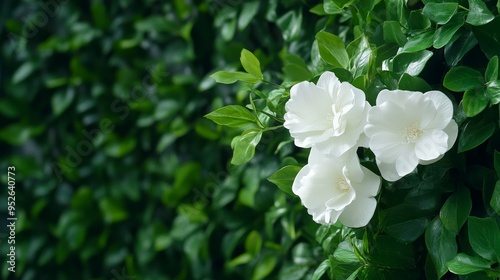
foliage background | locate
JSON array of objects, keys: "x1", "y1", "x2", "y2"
[{"x1": 2, "y1": 0, "x2": 500, "y2": 279}]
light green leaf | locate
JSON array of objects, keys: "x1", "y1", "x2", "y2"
[
  {"x1": 231, "y1": 129, "x2": 262, "y2": 165},
  {"x1": 283, "y1": 53, "x2": 312, "y2": 81},
  {"x1": 245, "y1": 230, "x2": 262, "y2": 257},
  {"x1": 240, "y1": 49, "x2": 263, "y2": 79},
  {"x1": 433, "y1": 13, "x2": 466, "y2": 49},
  {"x1": 238, "y1": 1, "x2": 260, "y2": 31},
  {"x1": 210, "y1": 71, "x2": 262, "y2": 84},
  {"x1": 316, "y1": 31, "x2": 349, "y2": 69},
  {"x1": 12, "y1": 62, "x2": 35, "y2": 84},
  {"x1": 267, "y1": 165, "x2": 301, "y2": 196},
  {"x1": 486, "y1": 80, "x2": 500, "y2": 104},
  {"x1": 402, "y1": 31, "x2": 434, "y2": 53},
  {"x1": 466, "y1": 0, "x2": 495, "y2": 26},
  {"x1": 347, "y1": 34, "x2": 374, "y2": 78},
  {"x1": 422, "y1": 2, "x2": 458, "y2": 24},
  {"x1": 468, "y1": 217, "x2": 500, "y2": 262},
  {"x1": 439, "y1": 187, "x2": 472, "y2": 235},
  {"x1": 311, "y1": 259, "x2": 330, "y2": 280},
  {"x1": 205, "y1": 105, "x2": 256, "y2": 128},
  {"x1": 485, "y1": 56, "x2": 499, "y2": 82},
  {"x1": 462, "y1": 87, "x2": 489, "y2": 117},
  {"x1": 447, "y1": 253, "x2": 492, "y2": 275},
  {"x1": 392, "y1": 50, "x2": 433, "y2": 76},
  {"x1": 458, "y1": 114, "x2": 495, "y2": 153},
  {"x1": 252, "y1": 253, "x2": 277, "y2": 280},
  {"x1": 333, "y1": 240, "x2": 359, "y2": 263},
  {"x1": 276, "y1": 10, "x2": 302, "y2": 42},
  {"x1": 425, "y1": 217, "x2": 457, "y2": 278},
  {"x1": 443, "y1": 66, "x2": 484, "y2": 92}
]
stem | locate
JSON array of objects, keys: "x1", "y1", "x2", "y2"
[
  {"x1": 264, "y1": 125, "x2": 283, "y2": 131},
  {"x1": 262, "y1": 79, "x2": 286, "y2": 89},
  {"x1": 458, "y1": 5, "x2": 469, "y2": 11},
  {"x1": 249, "y1": 92, "x2": 265, "y2": 128},
  {"x1": 259, "y1": 110, "x2": 284, "y2": 123}
]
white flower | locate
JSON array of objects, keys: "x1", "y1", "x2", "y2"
[
  {"x1": 292, "y1": 148, "x2": 381, "y2": 227},
  {"x1": 284, "y1": 71, "x2": 371, "y2": 158},
  {"x1": 364, "y1": 90, "x2": 458, "y2": 182}
]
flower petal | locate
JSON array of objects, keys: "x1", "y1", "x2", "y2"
[
  {"x1": 395, "y1": 146, "x2": 419, "y2": 177},
  {"x1": 338, "y1": 196, "x2": 377, "y2": 228},
  {"x1": 376, "y1": 89, "x2": 415, "y2": 107},
  {"x1": 424, "y1": 90, "x2": 454, "y2": 130},
  {"x1": 356, "y1": 166, "x2": 381, "y2": 197},
  {"x1": 317, "y1": 71, "x2": 341, "y2": 94},
  {"x1": 376, "y1": 159, "x2": 403, "y2": 182},
  {"x1": 414, "y1": 130, "x2": 448, "y2": 161}
]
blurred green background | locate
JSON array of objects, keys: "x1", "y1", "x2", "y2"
[{"x1": 0, "y1": 0, "x2": 326, "y2": 279}]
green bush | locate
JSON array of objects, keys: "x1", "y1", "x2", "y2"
[{"x1": 2, "y1": 0, "x2": 500, "y2": 279}]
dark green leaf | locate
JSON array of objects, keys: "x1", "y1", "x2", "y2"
[
  {"x1": 468, "y1": 217, "x2": 500, "y2": 262},
  {"x1": 422, "y1": 2, "x2": 458, "y2": 24},
  {"x1": 447, "y1": 253, "x2": 492, "y2": 275},
  {"x1": 433, "y1": 13, "x2": 466, "y2": 49},
  {"x1": 240, "y1": 49, "x2": 263, "y2": 79},
  {"x1": 245, "y1": 230, "x2": 262, "y2": 256},
  {"x1": 409, "y1": 10, "x2": 431, "y2": 30},
  {"x1": 231, "y1": 129, "x2": 262, "y2": 165},
  {"x1": 398, "y1": 73, "x2": 432, "y2": 92},
  {"x1": 316, "y1": 31, "x2": 349, "y2": 69},
  {"x1": 466, "y1": 0, "x2": 495, "y2": 26},
  {"x1": 485, "y1": 56, "x2": 499, "y2": 82},
  {"x1": 495, "y1": 151, "x2": 500, "y2": 179},
  {"x1": 277, "y1": 10, "x2": 302, "y2": 42},
  {"x1": 268, "y1": 166, "x2": 301, "y2": 196},
  {"x1": 238, "y1": 1, "x2": 260, "y2": 31},
  {"x1": 490, "y1": 181, "x2": 500, "y2": 214},
  {"x1": 445, "y1": 30, "x2": 478, "y2": 67},
  {"x1": 439, "y1": 187, "x2": 472, "y2": 235},
  {"x1": 383, "y1": 21, "x2": 407, "y2": 46},
  {"x1": 425, "y1": 217, "x2": 457, "y2": 278},
  {"x1": 210, "y1": 71, "x2": 262, "y2": 84},
  {"x1": 369, "y1": 235, "x2": 416, "y2": 269},
  {"x1": 458, "y1": 114, "x2": 495, "y2": 153},
  {"x1": 311, "y1": 259, "x2": 330, "y2": 280},
  {"x1": 486, "y1": 80, "x2": 500, "y2": 104},
  {"x1": 252, "y1": 253, "x2": 277, "y2": 280},
  {"x1": 443, "y1": 66, "x2": 484, "y2": 92},
  {"x1": 393, "y1": 50, "x2": 433, "y2": 76},
  {"x1": 462, "y1": 87, "x2": 489, "y2": 117},
  {"x1": 12, "y1": 62, "x2": 35, "y2": 84},
  {"x1": 283, "y1": 54, "x2": 313, "y2": 81},
  {"x1": 471, "y1": 18, "x2": 500, "y2": 58},
  {"x1": 51, "y1": 88, "x2": 75, "y2": 116}
]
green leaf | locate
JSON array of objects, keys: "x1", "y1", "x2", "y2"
[
  {"x1": 245, "y1": 230, "x2": 262, "y2": 257},
  {"x1": 231, "y1": 129, "x2": 262, "y2": 165},
  {"x1": 458, "y1": 114, "x2": 495, "y2": 153},
  {"x1": 490, "y1": 181, "x2": 500, "y2": 214},
  {"x1": 486, "y1": 80, "x2": 500, "y2": 104},
  {"x1": 443, "y1": 66, "x2": 484, "y2": 92},
  {"x1": 444, "y1": 30, "x2": 478, "y2": 67},
  {"x1": 323, "y1": 0, "x2": 354, "y2": 14},
  {"x1": 51, "y1": 88, "x2": 75, "y2": 116},
  {"x1": 283, "y1": 54, "x2": 313, "y2": 81},
  {"x1": 462, "y1": 87, "x2": 489, "y2": 117},
  {"x1": 333, "y1": 240, "x2": 359, "y2": 263},
  {"x1": 240, "y1": 49, "x2": 263, "y2": 79},
  {"x1": 252, "y1": 253, "x2": 277, "y2": 280},
  {"x1": 238, "y1": 1, "x2": 260, "y2": 31},
  {"x1": 425, "y1": 217, "x2": 457, "y2": 278},
  {"x1": 439, "y1": 187, "x2": 472, "y2": 235},
  {"x1": 485, "y1": 56, "x2": 499, "y2": 82},
  {"x1": 409, "y1": 10, "x2": 431, "y2": 30},
  {"x1": 392, "y1": 50, "x2": 433, "y2": 76},
  {"x1": 228, "y1": 253, "x2": 253, "y2": 268},
  {"x1": 346, "y1": 34, "x2": 374, "y2": 78},
  {"x1": 276, "y1": 10, "x2": 302, "y2": 42},
  {"x1": 468, "y1": 217, "x2": 500, "y2": 262},
  {"x1": 471, "y1": 18, "x2": 500, "y2": 59},
  {"x1": 466, "y1": 0, "x2": 495, "y2": 26},
  {"x1": 316, "y1": 31, "x2": 349, "y2": 69},
  {"x1": 422, "y1": 2, "x2": 458, "y2": 24},
  {"x1": 383, "y1": 21, "x2": 407, "y2": 46},
  {"x1": 495, "y1": 150, "x2": 500, "y2": 179},
  {"x1": 210, "y1": 71, "x2": 262, "y2": 84},
  {"x1": 311, "y1": 259, "x2": 330, "y2": 280},
  {"x1": 402, "y1": 31, "x2": 434, "y2": 53},
  {"x1": 447, "y1": 253, "x2": 492, "y2": 275},
  {"x1": 433, "y1": 13, "x2": 466, "y2": 49},
  {"x1": 398, "y1": 73, "x2": 432, "y2": 92},
  {"x1": 268, "y1": 166, "x2": 301, "y2": 196},
  {"x1": 12, "y1": 62, "x2": 35, "y2": 84},
  {"x1": 369, "y1": 235, "x2": 416, "y2": 269},
  {"x1": 205, "y1": 105, "x2": 256, "y2": 128}
]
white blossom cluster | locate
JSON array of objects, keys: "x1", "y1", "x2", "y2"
[{"x1": 284, "y1": 71, "x2": 458, "y2": 227}]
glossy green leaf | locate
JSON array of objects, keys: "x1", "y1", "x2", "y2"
[
  {"x1": 333, "y1": 240, "x2": 359, "y2": 263},
  {"x1": 490, "y1": 181, "x2": 500, "y2": 214},
  {"x1": 471, "y1": 18, "x2": 500, "y2": 59},
  {"x1": 205, "y1": 105, "x2": 255, "y2": 127},
  {"x1": 409, "y1": 10, "x2": 431, "y2": 30},
  {"x1": 398, "y1": 73, "x2": 432, "y2": 92},
  {"x1": 466, "y1": 0, "x2": 495, "y2": 26},
  {"x1": 240, "y1": 49, "x2": 263, "y2": 79},
  {"x1": 252, "y1": 253, "x2": 277, "y2": 280},
  {"x1": 468, "y1": 217, "x2": 500, "y2": 262},
  {"x1": 425, "y1": 217, "x2": 457, "y2": 278},
  {"x1": 402, "y1": 31, "x2": 434, "y2": 53},
  {"x1": 231, "y1": 129, "x2": 262, "y2": 165},
  {"x1": 277, "y1": 10, "x2": 302, "y2": 42},
  {"x1": 458, "y1": 114, "x2": 495, "y2": 153},
  {"x1": 347, "y1": 34, "x2": 374, "y2": 78},
  {"x1": 486, "y1": 80, "x2": 500, "y2": 104},
  {"x1": 383, "y1": 21, "x2": 407, "y2": 46},
  {"x1": 245, "y1": 230, "x2": 262, "y2": 256},
  {"x1": 443, "y1": 66, "x2": 484, "y2": 92},
  {"x1": 444, "y1": 30, "x2": 478, "y2": 67},
  {"x1": 311, "y1": 259, "x2": 330, "y2": 280},
  {"x1": 433, "y1": 13, "x2": 466, "y2": 49},
  {"x1": 268, "y1": 165, "x2": 301, "y2": 196},
  {"x1": 462, "y1": 87, "x2": 489, "y2": 117},
  {"x1": 485, "y1": 56, "x2": 499, "y2": 82},
  {"x1": 316, "y1": 31, "x2": 349, "y2": 69},
  {"x1": 447, "y1": 253, "x2": 492, "y2": 275},
  {"x1": 323, "y1": 0, "x2": 354, "y2": 14},
  {"x1": 393, "y1": 50, "x2": 433, "y2": 76},
  {"x1": 439, "y1": 187, "x2": 472, "y2": 235},
  {"x1": 422, "y1": 2, "x2": 458, "y2": 24}
]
